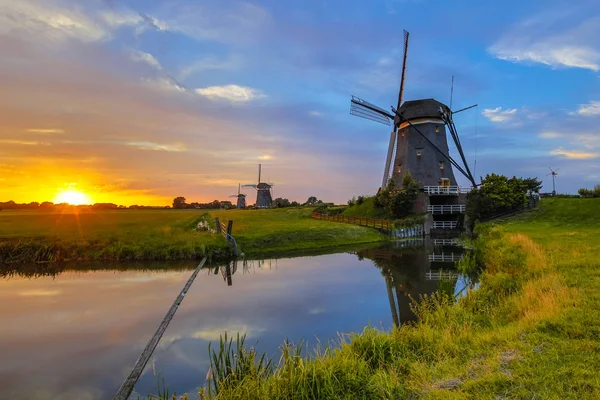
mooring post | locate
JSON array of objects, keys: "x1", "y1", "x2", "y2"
[{"x1": 215, "y1": 217, "x2": 222, "y2": 234}]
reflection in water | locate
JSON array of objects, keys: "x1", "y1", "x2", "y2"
[{"x1": 0, "y1": 241, "x2": 475, "y2": 399}]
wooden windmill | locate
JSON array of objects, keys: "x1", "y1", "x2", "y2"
[
  {"x1": 350, "y1": 30, "x2": 477, "y2": 191},
  {"x1": 242, "y1": 164, "x2": 273, "y2": 208},
  {"x1": 229, "y1": 184, "x2": 247, "y2": 208}
]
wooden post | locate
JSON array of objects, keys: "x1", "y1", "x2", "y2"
[
  {"x1": 227, "y1": 220, "x2": 233, "y2": 236},
  {"x1": 215, "y1": 217, "x2": 222, "y2": 234}
]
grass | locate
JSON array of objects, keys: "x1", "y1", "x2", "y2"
[
  {"x1": 0, "y1": 209, "x2": 229, "y2": 263},
  {"x1": 149, "y1": 197, "x2": 600, "y2": 399},
  {"x1": 342, "y1": 197, "x2": 389, "y2": 219},
  {"x1": 0, "y1": 207, "x2": 386, "y2": 263},
  {"x1": 209, "y1": 207, "x2": 386, "y2": 257}
]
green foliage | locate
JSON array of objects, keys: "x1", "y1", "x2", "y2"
[
  {"x1": 304, "y1": 196, "x2": 321, "y2": 206},
  {"x1": 522, "y1": 177, "x2": 543, "y2": 193},
  {"x1": 467, "y1": 173, "x2": 530, "y2": 224},
  {"x1": 375, "y1": 174, "x2": 420, "y2": 219},
  {"x1": 272, "y1": 198, "x2": 291, "y2": 208},
  {"x1": 578, "y1": 184, "x2": 600, "y2": 198},
  {"x1": 392, "y1": 213, "x2": 427, "y2": 228},
  {"x1": 342, "y1": 196, "x2": 389, "y2": 219}
]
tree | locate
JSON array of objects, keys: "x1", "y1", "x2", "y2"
[
  {"x1": 172, "y1": 197, "x2": 187, "y2": 209},
  {"x1": 466, "y1": 173, "x2": 528, "y2": 224},
  {"x1": 305, "y1": 196, "x2": 318, "y2": 206},
  {"x1": 374, "y1": 174, "x2": 420, "y2": 219},
  {"x1": 522, "y1": 177, "x2": 543, "y2": 193},
  {"x1": 273, "y1": 198, "x2": 291, "y2": 208}
]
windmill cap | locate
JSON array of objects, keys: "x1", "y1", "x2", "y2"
[{"x1": 397, "y1": 98, "x2": 450, "y2": 121}]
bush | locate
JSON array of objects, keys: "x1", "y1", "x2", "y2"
[{"x1": 375, "y1": 174, "x2": 419, "y2": 219}]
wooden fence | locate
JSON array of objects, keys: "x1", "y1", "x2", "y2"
[{"x1": 311, "y1": 212, "x2": 392, "y2": 231}]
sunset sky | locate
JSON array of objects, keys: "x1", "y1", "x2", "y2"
[{"x1": 0, "y1": 0, "x2": 599, "y2": 206}]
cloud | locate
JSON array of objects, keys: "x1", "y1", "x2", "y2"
[
  {"x1": 191, "y1": 324, "x2": 265, "y2": 341},
  {"x1": 309, "y1": 111, "x2": 323, "y2": 117},
  {"x1": 27, "y1": 128, "x2": 65, "y2": 134},
  {"x1": 550, "y1": 147, "x2": 598, "y2": 159},
  {"x1": 0, "y1": 139, "x2": 48, "y2": 146},
  {"x1": 178, "y1": 55, "x2": 241, "y2": 80},
  {"x1": 489, "y1": 10, "x2": 600, "y2": 71},
  {"x1": 126, "y1": 141, "x2": 186, "y2": 152},
  {"x1": 538, "y1": 131, "x2": 563, "y2": 139},
  {"x1": 130, "y1": 50, "x2": 162, "y2": 70},
  {"x1": 575, "y1": 101, "x2": 600, "y2": 116},
  {"x1": 142, "y1": 77, "x2": 187, "y2": 93},
  {"x1": 482, "y1": 107, "x2": 518, "y2": 122},
  {"x1": 195, "y1": 85, "x2": 265, "y2": 102}
]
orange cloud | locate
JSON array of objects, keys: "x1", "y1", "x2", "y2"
[{"x1": 550, "y1": 148, "x2": 598, "y2": 159}]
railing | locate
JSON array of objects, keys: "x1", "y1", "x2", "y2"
[
  {"x1": 424, "y1": 186, "x2": 471, "y2": 195},
  {"x1": 425, "y1": 270, "x2": 460, "y2": 280},
  {"x1": 432, "y1": 221, "x2": 459, "y2": 229},
  {"x1": 311, "y1": 212, "x2": 392, "y2": 231},
  {"x1": 428, "y1": 253, "x2": 464, "y2": 262},
  {"x1": 392, "y1": 224, "x2": 424, "y2": 239},
  {"x1": 432, "y1": 238, "x2": 461, "y2": 246},
  {"x1": 215, "y1": 218, "x2": 239, "y2": 256},
  {"x1": 427, "y1": 204, "x2": 466, "y2": 214}
]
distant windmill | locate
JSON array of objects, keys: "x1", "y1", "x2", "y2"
[
  {"x1": 242, "y1": 164, "x2": 273, "y2": 208},
  {"x1": 349, "y1": 29, "x2": 477, "y2": 190},
  {"x1": 229, "y1": 184, "x2": 247, "y2": 208},
  {"x1": 546, "y1": 167, "x2": 560, "y2": 196}
]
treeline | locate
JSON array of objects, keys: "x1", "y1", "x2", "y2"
[
  {"x1": 0, "y1": 201, "x2": 170, "y2": 211},
  {"x1": 578, "y1": 185, "x2": 600, "y2": 198},
  {"x1": 172, "y1": 197, "x2": 234, "y2": 209},
  {"x1": 467, "y1": 174, "x2": 542, "y2": 224}
]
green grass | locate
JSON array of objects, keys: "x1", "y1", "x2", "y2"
[
  {"x1": 0, "y1": 209, "x2": 229, "y2": 262},
  {"x1": 342, "y1": 197, "x2": 389, "y2": 219},
  {"x1": 151, "y1": 197, "x2": 600, "y2": 399},
  {"x1": 0, "y1": 207, "x2": 386, "y2": 263},
  {"x1": 209, "y1": 207, "x2": 386, "y2": 257}
]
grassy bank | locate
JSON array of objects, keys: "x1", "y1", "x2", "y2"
[
  {"x1": 209, "y1": 207, "x2": 386, "y2": 257},
  {"x1": 0, "y1": 209, "x2": 230, "y2": 263},
  {"x1": 162, "y1": 198, "x2": 600, "y2": 399},
  {"x1": 0, "y1": 207, "x2": 386, "y2": 263}
]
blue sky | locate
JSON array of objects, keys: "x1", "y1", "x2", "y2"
[{"x1": 0, "y1": 0, "x2": 599, "y2": 204}]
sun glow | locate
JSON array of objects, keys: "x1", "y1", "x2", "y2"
[{"x1": 53, "y1": 189, "x2": 92, "y2": 205}]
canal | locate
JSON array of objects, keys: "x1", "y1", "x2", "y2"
[{"x1": 0, "y1": 241, "x2": 472, "y2": 399}]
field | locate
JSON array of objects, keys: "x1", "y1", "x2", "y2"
[
  {"x1": 209, "y1": 207, "x2": 385, "y2": 257},
  {"x1": 168, "y1": 198, "x2": 600, "y2": 400},
  {"x1": 0, "y1": 207, "x2": 386, "y2": 263}
]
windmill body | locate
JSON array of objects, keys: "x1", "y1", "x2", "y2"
[
  {"x1": 386, "y1": 99, "x2": 458, "y2": 189},
  {"x1": 242, "y1": 164, "x2": 273, "y2": 208},
  {"x1": 350, "y1": 30, "x2": 476, "y2": 234},
  {"x1": 229, "y1": 184, "x2": 247, "y2": 208}
]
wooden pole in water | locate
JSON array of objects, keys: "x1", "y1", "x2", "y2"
[{"x1": 113, "y1": 257, "x2": 208, "y2": 400}]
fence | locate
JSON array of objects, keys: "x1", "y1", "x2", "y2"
[
  {"x1": 391, "y1": 224, "x2": 424, "y2": 239},
  {"x1": 432, "y1": 221, "x2": 459, "y2": 229},
  {"x1": 215, "y1": 218, "x2": 239, "y2": 256},
  {"x1": 428, "y1": 253, "x2": 464, "y2": 262},
  {"x1": 427, "y1": 204, "x2": 466, "y2": 214},
  {"x1": 425, "y1": 270, "x2": 461, "y2": 280},
  {"x1": 424, "y1": 186, "x2": 471, "y2": 195},
  {"x1": 311, "y1": 212, "x2": 392, "y2": 231}
]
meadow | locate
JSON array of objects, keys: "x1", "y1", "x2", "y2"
[
  {"x1": 161, "y1": 198, "x2": 600, "y2": 400},
  {"x1": 0, "y1": 207, "x2": 385, "y2": 263}
]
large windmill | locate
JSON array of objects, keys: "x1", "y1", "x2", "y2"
[
  {"x1": 242, "y1": 164, "x2": 273, "y2": 208},
  {"x1": 546, "y1": 167, "x2": 559, "y2": 196},
  {"x1": 350, "y1": 30, "x2": 477, "y2": 191},
  {"x1": 229, "y1": 184, "x2": 247, "y2": 208}
]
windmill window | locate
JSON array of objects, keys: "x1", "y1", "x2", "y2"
[
  {"x1": 397, "y1": 164, "x2": 402, "y2": 173},
  {"x1": 435, "y1": 125, "x2": 440, "y2": 133},
  {"x1": 416, "y1": 148, "x2": 423, "y2": 157},
  {"x1": 439, "y1": 161, "x2": 444, "y2": 170}
]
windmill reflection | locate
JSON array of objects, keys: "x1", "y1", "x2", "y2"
[{"x1": 356, "y1": 239, "x2": 471, "y2": 327}]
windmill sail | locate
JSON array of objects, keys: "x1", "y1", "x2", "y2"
[
  {"x1": 396, "y1": 29, "x2": 410, "y2": 110},
  {"x1": 350, "y1": 96, "x2": 394, "y2": 125}
]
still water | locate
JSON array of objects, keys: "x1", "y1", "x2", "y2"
[{"x1": 0, "y1": 243, "x2": 468, "y2": 399}]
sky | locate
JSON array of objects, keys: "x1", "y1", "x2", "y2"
[{"x1": 0, "y1": 0, "x2": 599, "y2": 206}]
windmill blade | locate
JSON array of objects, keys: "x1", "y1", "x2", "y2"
[
  {"x1": 228, "y1": 195, "x2": 238, "y2": 198},
  {"x1": 452, "y1": 104, "x2": 478, "y2": 115},
  {"x1": 350, "y1": 96, "x2": 394, "y2": 125},
  {"x1": 242, "y1": 184, "x2": 257, "y2": 189},
  {"x1": 396, "y1": 29, "x2": 410, "y2": 110}
]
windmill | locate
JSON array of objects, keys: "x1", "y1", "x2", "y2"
[
  {"x1": 349, "y1": 30, "x2": 477, "y2": 191},
  {"x1": 242, "y1": 164, "x2": 273, "y2": 208},
  {"x1": 546, "y1": 167, "x2": 559, "y2": 196},
  {"x1": 229, "y1": 184, "x2": 247, "y2": 208}
]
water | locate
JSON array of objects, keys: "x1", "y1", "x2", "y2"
[{"x1": 0, "y1": 243, "x2": 470, "y2": 399}]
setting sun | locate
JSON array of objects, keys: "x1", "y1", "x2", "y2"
[{"x1": 53, "y1": 189, "x2": 92, "y2": 205}]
